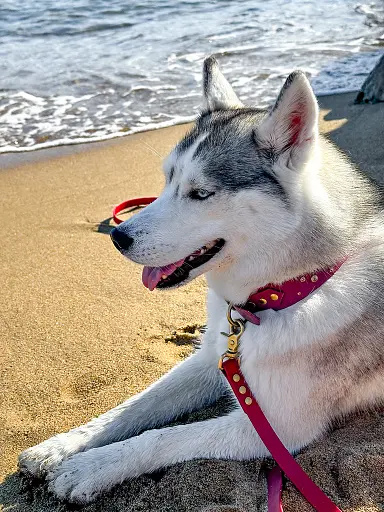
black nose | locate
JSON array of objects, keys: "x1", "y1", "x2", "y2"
[{"x1": 110, "y1": 227, "x2": 134, "y2": 252}]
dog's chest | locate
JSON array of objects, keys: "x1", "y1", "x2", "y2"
[{"x1": 207, "y1": 296, "x2": 313, "y2": 420}]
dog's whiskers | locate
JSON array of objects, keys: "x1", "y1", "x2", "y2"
[{"x1": 139, "y1": 139, "x2": 164, "y2": 159}]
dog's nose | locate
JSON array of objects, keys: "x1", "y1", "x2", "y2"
[{"x1": 110, "y1": 227, "x2": 134, "y2": 252}]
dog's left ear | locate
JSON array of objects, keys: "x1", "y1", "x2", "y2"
[
  {"x1": 257, "y1": 71, "x2": 318, "y2": 166},
  {"x1": 203, "y1": 56, "x2": 243, "y2": 111}
]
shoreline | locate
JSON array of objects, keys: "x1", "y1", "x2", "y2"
[
  {"x1": 1, "y1": 90, "x2": 383, "y2": 512},
  {"x1": 0, "y1": 86, "x2": 364, "y2": 165},
  {"x1": 0, "y1": 90, "x2": 362, "y2": 171}
]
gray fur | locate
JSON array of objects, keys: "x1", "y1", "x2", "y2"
[
  {"x1": 202, "y1": 56, "x2": 243, "y2": 111},
  {"x1": 176, "y1": 109, "x2": 287, "y2": 199}
]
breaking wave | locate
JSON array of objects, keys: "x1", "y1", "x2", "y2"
[{"x1": 0, "y1": 0, "x2": 383, "y2": 153}]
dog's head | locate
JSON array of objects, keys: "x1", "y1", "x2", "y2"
[{"x1": 111, "y1": 57, "x2": 320, "y2": 303}]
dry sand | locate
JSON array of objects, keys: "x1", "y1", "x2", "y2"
[{"x1": 0, "y1": 93, "x2": 383, "y2": 511}]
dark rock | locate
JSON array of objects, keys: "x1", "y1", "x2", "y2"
[{"x1": 355, "y1": 54, "x2": 384, "y2": 104}]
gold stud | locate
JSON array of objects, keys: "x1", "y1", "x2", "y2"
[
  {"x1": 300, "y1": 276, "x2": 306, "y2": 282},
  {"x1": 239, "y1": 386, "x2": 247, "y2": 394},
  {"x1": 311, "y1": 275, "x2": 318, "y2": 282},
  {"x1": 259, "y1": 298, "x2": 267, "y2": 305},
  {"x1": 233, "y1": 374, "x2": 240, "y2": 383},
  {"x1": 245, "y1": 397, "x2": 253, "y2": 405},
  {"x1": 270, "y1": 293, "x2": 279, "y2": 301}
]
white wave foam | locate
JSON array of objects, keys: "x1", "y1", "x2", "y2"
[
  {"x1": 1, "y1": 50, "x2": 381, "y2": 154},
  {"x1": 0, "y1": 115, "x2": 196, "y2": 154}
]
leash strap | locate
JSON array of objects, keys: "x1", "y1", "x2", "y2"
[{"x1": 221, "y1": 358, "x2": 342, "y2": 512}]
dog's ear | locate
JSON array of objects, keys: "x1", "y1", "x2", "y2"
[
  {"x1": 257, "y1": 71, "x2": 318, "y2": 165},
  {"x1": 203, "y1": 56, "x2": 243, "y2": 111}
]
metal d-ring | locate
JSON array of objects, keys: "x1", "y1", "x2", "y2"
[{"x1": 226, "y1": 303, "x2": 245, "y2": 334}]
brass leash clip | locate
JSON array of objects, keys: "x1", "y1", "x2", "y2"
[{"x1": 218, "y1": 303, "x2": 245, "y2": 370}]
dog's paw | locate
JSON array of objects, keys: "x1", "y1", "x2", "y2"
[
  {"x1": 18, "y1": 433, "x2": 85, "y2": 479},
  {"x1": 47, "y1": 448, "x2": 118, "y2": 504}
]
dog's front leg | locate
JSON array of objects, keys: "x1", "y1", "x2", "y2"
[
  {"x1": 19, "y1": 345, "x2": 227, "y2": 478},
  {"x1": 48, "y1": 407, "x2": 268, "y2": 504}
]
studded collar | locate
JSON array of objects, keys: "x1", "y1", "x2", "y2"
[{"x1": 233, "y1": 260, "x2": 346, "y2": 325}]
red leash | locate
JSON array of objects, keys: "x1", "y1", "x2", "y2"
[
  {"x1": 113, "y1": 197, "x2": 157, "y2": 225},
  {"x1": 112, "y1": 197, "x2": 343, "y2": 512},
  {"x1": 267, "y1": 466, "x2": 284, "y2": 512},
  {"x1": 222, "y1": 358, "x2": 342, "y2": 512}
]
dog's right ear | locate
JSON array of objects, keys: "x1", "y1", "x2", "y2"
[
  {"x1": 256, "y1": 71, "x2": 318, "y2": 167},
  {"x1": 203, "y1": 56, "x2": 243, "y2": 111}
]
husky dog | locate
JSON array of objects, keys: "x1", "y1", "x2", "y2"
[{"x1": 19, "y1": 57, "x2": 384, "y2": 504}]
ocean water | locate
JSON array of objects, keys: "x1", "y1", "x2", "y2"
[{"x1": 0, "y1": 0, "x2": 383, "y2": 153}]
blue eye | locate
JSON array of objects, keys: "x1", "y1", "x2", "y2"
[{"x1": 190, "y1": 189, "x2": 215, "y2": 200}]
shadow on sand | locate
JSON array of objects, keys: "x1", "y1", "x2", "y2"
[{"x1": 318, "y1": 92, "x2": 384, "y2": 185}]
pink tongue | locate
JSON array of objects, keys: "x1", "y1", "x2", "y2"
[{"x1": 142, "y1": 258, "x2": 185, "y2": 291}]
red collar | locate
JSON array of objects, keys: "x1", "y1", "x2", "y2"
[{"x1": 234, "y1": 260, "x2": 346, "y2": 325}]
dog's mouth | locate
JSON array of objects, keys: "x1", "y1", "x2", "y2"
[{"x1": 142, "y1": 238, "x2": 225, "y2": 290}]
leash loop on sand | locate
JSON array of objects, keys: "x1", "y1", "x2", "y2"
[{"x1": 113, "y1": 196, "x2": 157, "y2": 225}]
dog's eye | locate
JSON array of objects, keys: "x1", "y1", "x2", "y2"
[{"x1": 190, "y1": 189, "x2": 215, "y2": 200}]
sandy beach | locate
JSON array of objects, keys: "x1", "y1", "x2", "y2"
[{"x1": 1, "y1": 92, "x2": 383, "y2": 511}]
